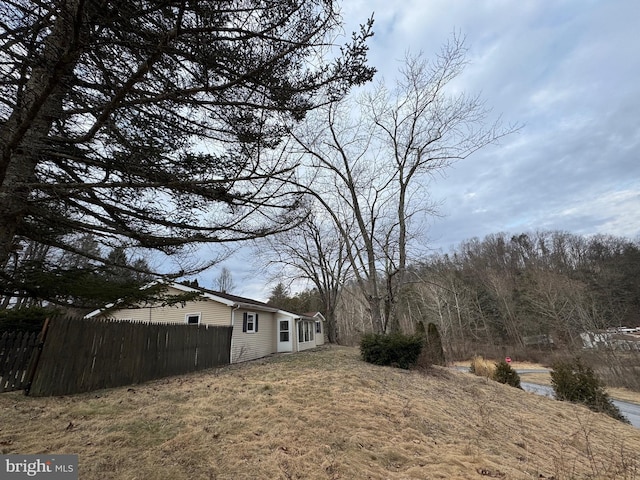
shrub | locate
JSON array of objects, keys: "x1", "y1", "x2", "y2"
[
  {"x1": 469, "y1": 356, "x2": 495, "y2": 379},
  {"x1": 493, "y1": 360, "x2": 522, "y2": 389},
  {"x1": 360, "y1": 333, "x2": 423, "y2": 369},
  {"x1": 0, "y1": 307, "x2": 53, "y2": 334},
  {"x1": 551, "y1": 357, "x2": 629, "y2": 423}
]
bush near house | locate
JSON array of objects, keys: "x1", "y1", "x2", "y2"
[
  {"x1": 551, "y1": 357, "x2": 629, "y2": 423},
  {"x1": 360, "y1": 333, "x2": 423, "y2": 369}
]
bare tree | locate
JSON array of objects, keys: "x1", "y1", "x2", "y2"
[
  {"x1": 0, "y1": 0, "x2": 375, "y2": 300},
  {"x1": 214, "y1": 267, "x2": 235, "y2": 294},
  {"x1": 258, "y1": 213, "x2": 350, "y2": 342},
  {"x1": 291, "y1": 35, "x2": 515, "y2": 334}
]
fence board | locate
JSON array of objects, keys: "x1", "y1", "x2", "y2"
[
  {"x1": 0, "y1": 330, "x2": 41, "y2": 392},
  {"x1": 28, "y1": 317, "x2": 232, "y2": 396}
]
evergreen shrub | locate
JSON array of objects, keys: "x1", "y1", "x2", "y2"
[
  {"x1": 493, "y1": 360, "x2": 522, "y2": 389},
  {"x1": 551, "y1": 357, "x2": 628, "y2": 423},
  {"x1": 0, "y1": 307, "x2": 52, "y2": 333},
  {"x1": 360, "y1": 333, "x2": 423, "y2": 369}
]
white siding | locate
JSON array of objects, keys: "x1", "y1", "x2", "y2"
[
  {"x1": 98, "y1": 286, "x2": 232, "y2": 326},
  {"x1": 315, "y1": 320, "x2": 325, "y2": 346},
  {"x1": 231, "y1": 309, "x2": 277, "y2": 363}
]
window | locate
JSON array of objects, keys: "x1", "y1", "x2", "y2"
[
  {"x1": 316, "y1": 321, "x2": 322, "y2": 334},
  {"x1": 279, "y1": 320, "x2": 289, "y2": 342},
  {"x1": 186, "y1": 313, "x2": 201, "y2": 325},
  {"x1": 298, "y1": 320, "x2": 316, "y2": 343},
  {"x1": 242, "y1": 312, "x2": 258, "y2": 333}
]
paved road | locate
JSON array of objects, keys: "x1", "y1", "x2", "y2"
[
  {"x1": 454, "y1": 367, "x2": 640, "y2": 428},
  {"x1": 517, "y1": 368, "x2": 640, "y2": 427},
  {"x1": 454, "y1": 366, "x2": 551, "y2": 375},
  {"x1": 516, "y1": 369, "x2": 551, "y2": 374},
  {"x1": 520, "y1": 382, "x2": 640, "y2": 428}
]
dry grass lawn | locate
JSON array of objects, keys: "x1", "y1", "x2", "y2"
[{"x1": 2, "y1": 346, "x2": 640, "y2": 479}]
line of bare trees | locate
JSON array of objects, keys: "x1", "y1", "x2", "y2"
[{"x1": 334, "y1": 231, "x2": 640, "y2": 359}]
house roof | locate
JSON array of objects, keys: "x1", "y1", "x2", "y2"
[
  {"x1": 175, "y1": 285, "x2": 327, "y2": 321},
  {"x1": 189, "y1": 285, "x2": 279, "y2": 312},
  {"x1": 85, "y1": 280, "x2": 311, "y2": 318},
  {"x1": 151, "y1": 282, "x2": 281, "y2": 313}
]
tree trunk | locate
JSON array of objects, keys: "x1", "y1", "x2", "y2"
[
  {"x1": 0, "y1": 0, "x2": 89, "y2": 265},
  {"x1": 368, "y1": 293, "x2": 386, "y2": 334},
  {"x1": 324, "y1": 307, "x2": 338, "y2": 344}
]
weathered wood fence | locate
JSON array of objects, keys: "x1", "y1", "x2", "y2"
[
  {"x1": 0, "y1": 330, "x2": 42, "y2": 393},
  {"x1": 27, "y1": 317, "x2": 232, "y2": 397}
]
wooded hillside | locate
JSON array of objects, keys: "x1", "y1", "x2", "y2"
[{"x1": 335, "y1": 231, "x2": 640, "y2": 358}]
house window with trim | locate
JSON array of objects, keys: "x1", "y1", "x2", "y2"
[
  {"x1": 242, "y1": 312, "x2": 259, "y2": 333},
  {"x1": 298, "y1": 320, "x2": 315, "y2": 343},
  {"x1": 279, "y1": 321, "x2": 289, "y2": 342},
  {"x1": 186, "y1": 313, "x2": 201, "y2": 325},
  {"x1": 315, "y1": 321, "x2": 322, "y2": 334}
]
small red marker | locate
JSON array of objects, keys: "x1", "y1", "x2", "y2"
[{"x1": 505, "y1": 356, "x2": 512, "y2": 364}]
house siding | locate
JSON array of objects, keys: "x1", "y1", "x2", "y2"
[
  {"x1": 315, "y1": 321, "x2": 325, "y2": 346},
  {"x1": 98, "y1": 287, "x2": 232, "y2": 327},
  {"x1": 231, "y1": 309, "x2": 277, "y2": 363}
]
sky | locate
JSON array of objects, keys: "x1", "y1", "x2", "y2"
[{"x1": 203, "y1": 0, "x2": 640, "y2": 300}]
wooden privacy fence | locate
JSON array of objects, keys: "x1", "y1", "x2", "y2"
[
  {"x1": 28, "y1": 317, "x2": 232, "y2": 397},
  {"x1": 0, "y1": 330, "x2": 42, "y2": 393}
]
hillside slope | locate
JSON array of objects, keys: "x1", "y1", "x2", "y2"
[{"x1": 1, "y1": 346, "x2": 639, "y2": 479}]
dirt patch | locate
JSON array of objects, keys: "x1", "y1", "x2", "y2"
[{"x1": 1, "y1": 346, "x2": 640, "y2": 479}]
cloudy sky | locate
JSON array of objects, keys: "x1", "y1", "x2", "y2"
[
  {"x1": 342, "y1": 0, "x2": 640, "y2": 249},
  {"x1": 208, "y1": 0, "x2": 640, "y2": 299}
]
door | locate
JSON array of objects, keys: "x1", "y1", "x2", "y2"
[{"x1": 277, "y1": 318, "x2": 292, "y2": 352}]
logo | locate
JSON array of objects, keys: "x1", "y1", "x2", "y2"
[{"x1": 1, "y1": 455, "x2": 78, "y2": 479}]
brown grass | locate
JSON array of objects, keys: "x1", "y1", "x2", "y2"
[
  {"x1": 1, "y1": 346, "x2": 640, "y2": 479},
  {"x1": 469, "y1": 356, "x2": 497, "y2": 379}
]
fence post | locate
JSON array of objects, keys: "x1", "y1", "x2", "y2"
[{"x1": 23, "y1": 317, "x2": 51, "y2": 396}]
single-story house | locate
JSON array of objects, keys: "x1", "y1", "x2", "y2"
[{"x1": 85, "y1": 282, "x2": 325, "y2": 363}]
